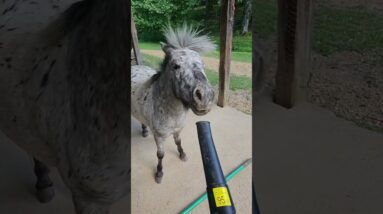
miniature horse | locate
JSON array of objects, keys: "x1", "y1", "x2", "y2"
[{"x1": 131, "y1": 25, "x2": 215, "y2": 183}]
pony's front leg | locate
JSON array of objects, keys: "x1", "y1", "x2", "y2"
[
  {"x1": 33, "y1": 158, "x2": 55, "y2": 203},
  {"x1": 173, "y1": 132, "x2": 188, "y2": 161},
  {"x1": 141, "y1": 124, "x2": 149, "y2": 137},
  {"x1": 154, "y1": 135, "x2": 165, "y2": 183},
  {"x1": 72, "y1": 194, "x2": 111, "y2": 214}
]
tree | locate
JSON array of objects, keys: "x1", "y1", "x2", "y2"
[
  {"x1": 241, "y1": 0, "x2": 252, "y2": 34},
  {"x1": 205, "y1": 0, "x2": 216, "y2": 25},
  {"x1": 132, "y1": 0, "x2": 175, "y2": 33},
  {"x1": 132, "y1": 0, "x2": 200, "y2": 35}
]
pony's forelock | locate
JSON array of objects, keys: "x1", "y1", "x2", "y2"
[{"x1": 163, "y1": 24, "x2": 216, "y2": 53}]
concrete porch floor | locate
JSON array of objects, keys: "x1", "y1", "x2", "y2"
[
  {"x1": 0, "y1": 106, "x2": 252, "y2": 214},
  {"x1": 131, "y1": 106, "x2": 252, "y2": 213},
  {"x1": 254, "y1": 95, "x2": 383, "y2": 214}
]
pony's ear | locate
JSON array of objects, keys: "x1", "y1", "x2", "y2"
[{"x1": 160, "y1": 42, "x2": 174, "y2": 55}]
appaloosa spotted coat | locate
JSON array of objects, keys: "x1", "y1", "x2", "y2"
[
  {"x1": 1, "y1": 1, "x2": 130, "y2": 213},
  {"x1": 131, "y1": 24, "x2": 215, "y2": 183}
]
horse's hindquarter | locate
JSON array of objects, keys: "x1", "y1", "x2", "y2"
[
  {"x1": 0, "y1": 54, "x2": 28, "y2": 141},
  {"x1": 1, "y1": 0, "x2": 132, "y2": 206},
  {"x1": 0, "y1": 1, "x2": 76, "y2": 165},
  {"x1": 0, "y1": 40, "x2": 66, "y2": 166}
]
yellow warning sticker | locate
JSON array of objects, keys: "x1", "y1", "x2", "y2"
[{"x1": 212, "y1": 187, "x2": 232, "y2": 207}]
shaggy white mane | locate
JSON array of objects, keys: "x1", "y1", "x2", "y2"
[{"x1": 163, "y1": 24, "x2": 216, "y2": 53}]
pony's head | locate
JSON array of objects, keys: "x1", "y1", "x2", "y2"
[{"x1": 160, "y1": 24, "x2": 215, "y2": 115}]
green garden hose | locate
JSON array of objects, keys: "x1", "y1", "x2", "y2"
[{"x1": 180, "y1": 158, "x2": 252, "y2": 214}]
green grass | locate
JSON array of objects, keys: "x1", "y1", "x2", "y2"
[
  {"x1": 142, "y1": 53, "x2": 252, "y2": 90},
  {"x1": 253, "y1": 0, "x2": 383, "y2": 56},
  {"x1": 253, "y1": 0, "x2": 278, "y2": 39},
  {"x1": 142, "y1": 53, "x2": 162, "y2": 68},
  {"x1": 232, "y1": 34, "x2": 252, "y2": 52},
  {"x1": 139, "y1": 42, "x2": 161, "y2": 50},
  {"x1": 314, "y1": 6, "x2": 383, "y2": 56},
  {"x1": 211, "y1": 34, "x2": 252, "y2": 53},
  {"x1": 205, "y1": 69, "x2": 252, "y2": 90},
  {"x1": 204, "y1": 51, "x2": 251, "y2": 63}
]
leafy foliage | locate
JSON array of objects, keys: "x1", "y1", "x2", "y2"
[{"x1": 132, "y1": 0, "x2": 200, "y2": 40}]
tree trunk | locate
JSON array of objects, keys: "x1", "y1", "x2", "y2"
[
  {"x1": 217, "y1": 0, "x2": 235, "y2": 107},
  {"x1": 241, "y1": 0, "x2": 252, "y2": 34}
]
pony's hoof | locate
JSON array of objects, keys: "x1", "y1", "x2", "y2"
[
  {"x1": 36, "y1": 186, "x2": 55, "y2": 203},
  {"x1": 155, "y1": 172, "x2": 163, "y2": 184},
  {"x1": 142, "y1": 131, "x2": 149, "y2": 138},
  {"x1": 180, "y1": 153, "x2": 188, "y2": 162}
]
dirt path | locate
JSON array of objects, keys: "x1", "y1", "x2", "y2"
[{"x1": 141, "y1": 49, "x2": 252, "y2": 77}]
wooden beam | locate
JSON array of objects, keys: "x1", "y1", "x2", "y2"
[
  {"x1": 217, "y1": 0, "x2": 235, "y2": 107},
  {"x1": 274, "y1": 0, "x2": 312, "y2": 108},
  {"x1": 131, "y1": 13, "x2": 143, "y2": 65}
]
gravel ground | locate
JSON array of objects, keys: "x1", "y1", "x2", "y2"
[
  {"x1": 260, "y1": 36, "x2": 383, "y2": 132},
  {"x1": 212, "y1": 87, "x2": 252, "y2": 115},
  {"x1": 308, "y1": 50, "x2": 383, "y2": 132}
]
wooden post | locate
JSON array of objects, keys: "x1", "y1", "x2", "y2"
[
  {"x1": 274, "y1": 0, "x2": 312, "y2": 108},
  {"x1": 217, "y1": 0, "x2": 235, "y2": 107},
  {"x1": 131, "y1": 13, "x2": 143, "y2": 65}
]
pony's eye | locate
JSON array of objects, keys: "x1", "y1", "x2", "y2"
[{"x1": 173, "y1": 64, "x2": 180, "y2": 70}]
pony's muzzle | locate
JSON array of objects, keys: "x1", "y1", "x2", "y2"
[{"x1": 192, "y1": 85, "x2": 214, "y2": 115}]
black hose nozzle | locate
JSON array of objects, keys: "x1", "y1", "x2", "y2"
[{"x1": 196, "y1": 121, "x2": 236, "y2": 214}]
